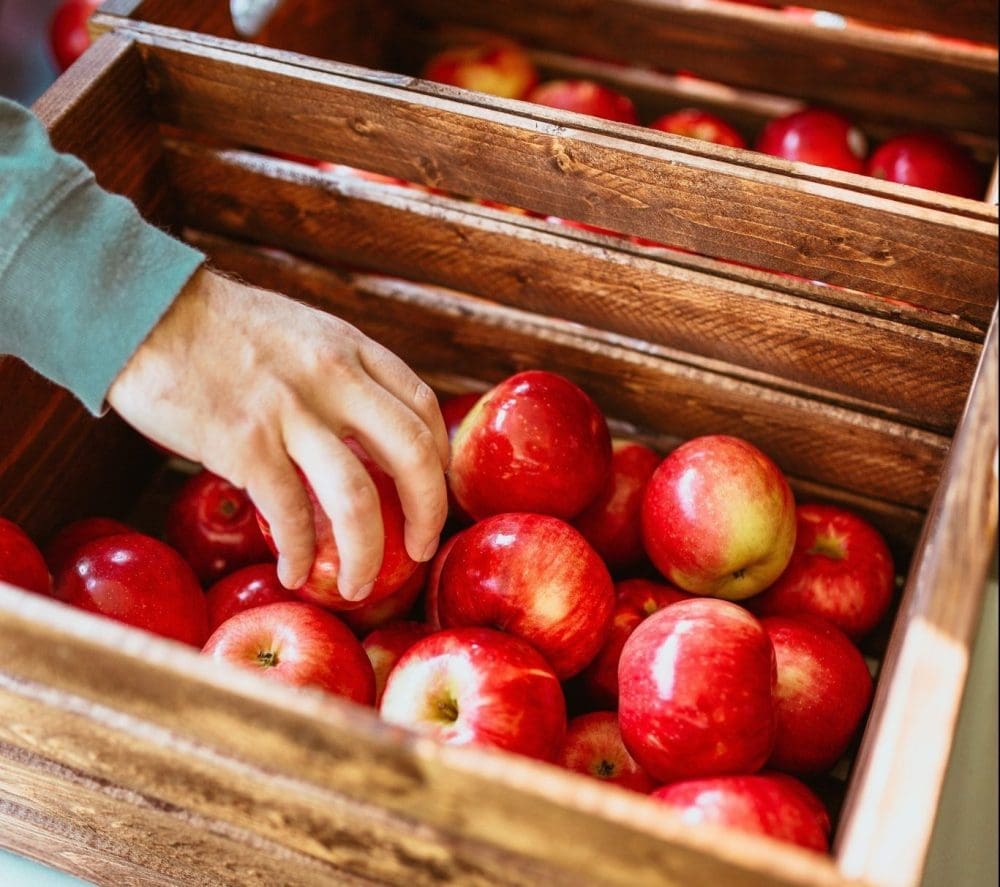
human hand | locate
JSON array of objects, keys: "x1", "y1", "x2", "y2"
[{"x1": 108, "y1": 268, "x2": 450, "y2": 600}]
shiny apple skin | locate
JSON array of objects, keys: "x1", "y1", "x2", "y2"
[
  {"x1": 573, "y1": 439, "x2": 661, "y2": 573},
  {"x1": 424, "y1": 531, "x2": 464, "y2": 630},
  {"x1": 166, "y1": 469, "x2": 274, "y2": 585},
  {"x1": 650, "y1": 772, "x2": 831, "y2": 852},
  {"x1": 380, "y1": 627, "x2": 567, "y2": 761},
  {"x1": 866, "y1": 132, "x2": 983, "y2": 199},
  {"x1": 55, "y1": 532, "x2": 209, "y2": 646},
  {"x1": 439, "y1": 513, "x2": 615, "y2": 679},
  {"x1": 44, "y1": 516, "x2": 132, "y2": 582},
  {"x1": 528, "y1": 80, "x2": 639, "y2": 125},
  {"x1": 440, "y1": 391, "x2": 482, "y2": 524},
  {"x1": 618, "y1": 598, "x2": 777, "y2": 783},
  {"x1": 756, "y1": 108, "x2": 867, "y2": 174},
  {"x1": 641, "y1": 435, "x2": 796, "y2": 600},
  {"x1": 362, "y1": 620, "x2": 434, "y2": 705},
  {"x1": 257, "y1": 440, "x2": 418, "y2": 610},
  {"x1": 203, "y1": 601, "x2": 375, "y2": 705},
  {"x1": 749, "y1": 504, "x2": 894, "y2": 640},
  {"x1": 205, "y1": 562, "x2": 298, "y2": 633},
  {"x1": 0, "y1": 516, "x2": 50, "y2": 596},
  {"x1": 581, "y1": 578, "x2": 691, "y2": 709},
  {"x1": 650, "y1": 109, "x2": 747, "y2": 148},
  {"x1": 558, "y1": 711, "x2": 656, "y2": 793},
  {"x1": 449, "y1": 370, "x2": 612, "y2": 521},
  {"x1": 762, "y1": 615, "x2": 874, "y2": 773},
  {"x1": 341, "y1": 560, "x2": 429, "y2": 635},
  {"x1": 422, "y1": 40, "x2": 538, "y2": 99}
]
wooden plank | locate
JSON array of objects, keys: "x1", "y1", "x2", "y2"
[
  {"x1": 164, "y1": 141, "x2": 981, "y2": 432},
  {"x1": 188, "y1": 231, "x2": 950, "y2": 510},
  {"x1": 119, "y1": 27, "x2": 998, "y2": 325},
  {"x1": 834, "y1": 308, "x2": 999, "y2": 887},
  {"x1": 395, "y1": 0, "x2": 998, "y2": 137}
]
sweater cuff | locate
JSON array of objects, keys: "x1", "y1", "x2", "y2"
[{"x1": 1, "y1": 180, "x2": 204, "y2": 415}]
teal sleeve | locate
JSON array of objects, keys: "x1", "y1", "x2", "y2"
[{"x1": 0, "y1": 97, "x2": 204, "y2": 415}]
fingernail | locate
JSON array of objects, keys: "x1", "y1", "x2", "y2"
[
  {"x1": 277, "y1": 557, "x2": 305, "y2": 590},
  {"x1": 419, "y1": 538, "x2": 440, "y2": 563},
  {"x1": 341, "y1": 580, "x2": 375, "y2": 603}
]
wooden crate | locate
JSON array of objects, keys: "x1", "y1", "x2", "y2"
[{"x1": 0, "y1": 6, "x2": 997, "y2": 885}]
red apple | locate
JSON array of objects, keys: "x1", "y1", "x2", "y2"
[
  {"x1": 166, "y1": 469, "x2": 274, "y2": 585},
  {"x1": 203, "y1": 601, "x2": 375, "y2": 705},
  {"x1": 379, "y1": 627, "x2": 567, "y2": 760},
  {"x1": 440, "y1": 391, "x2": 483, "y2": 523},
  {"x1": 341, "y1": 560, "x2": 429, "y2": 635},
  {"x1": 0, "y1": 517, "x2": 50, "y2": 596},
  {"x1": 49, "y1": 0, "x2": 101, "y2": 72},
  {"x1": 580, "y1": 578, "x2": 691, "y2": 709},
  {"x1": 618, "y1": 598, "x2": 777, "y2": 783},
  {"x1": 748, "y1": 504, "x2": 895, "y2": 641},
  {"x1": 256, "y1": 439, "x2": 418, "y2": 610},
  {"x1": 573, "y1": 439, "x2": 661, "y2": 573},
  {"x1": 649, "y1": 109, "x2": 747, "y2": 148},
  {"x1": 449, "y1": 370, "x2": 612, "y2": 521},
  {"x1": 424, "y1": 531, "x2": 464, "y2": 630},
  {"x1": 866, "y1": 132, "x2": 983, "y2": 199},
  {"x1": 439, "y1": 513, "x2": 615, "y2": 679},
  {"x1": 43, "y1": 516, "x2": 132, "y2": 581},
  {"x1": 422, "y1": 39, "x2": 538, "y2": 100},
  {"x1": 756, "y1": 108, "x2": 867, "y2": 173},
  {"x1": 205, "y1": 562, "x2": 298, "y2": 633},
  {"x1": 528, "y1": 80, "x2": 639, "y2": 125},
  {"x1": 762, "y1": 615, "x2": 874, "y2": 773},
  {"x1": 558, "y1": 711, "x2": 656, "y2": 793},
  {"x1": 54, "y1": 532, "x2": 209, "y2": 646},
  {"x1": 650, "y1": 772, "x2": 831, "y2": 852},
  {"x1": 641, "y1": 435, "x2": 796, "y2": 600},
  {"x1": 362, "y1": 620, "x2": 434, "y2": 705}
]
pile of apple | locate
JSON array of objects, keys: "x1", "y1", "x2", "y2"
[{"x1": 1, "y1": 366, "x2": 897, "y2": 855}]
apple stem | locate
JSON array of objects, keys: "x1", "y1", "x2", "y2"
[
  {"x1": 435, "y1": 696, "x2": 459, "y2": 723},
  {"x1": 256, "y1": 649, "x2": 279, "y2": 668},
  {"x1": 596, "y1": 760, "x2": 616, "y2": 778}
]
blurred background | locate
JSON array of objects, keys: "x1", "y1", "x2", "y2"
[{"x1": 0, "y1": 0, "x2": 65, "y2": 102}]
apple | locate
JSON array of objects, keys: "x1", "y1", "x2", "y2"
[
  {"x1": 49, "y1": 0, "x2": 101, "y2": 72},
  {"x1": 580, "y1": 578, "x2": 690, "y2": 709},
  {"x1": 379, "y1": 627, "x2": 567, "y2": 760},
  {"x1": 641, "y1": 435, "x2": 796, "y2": 600},
  {"x1": 527, "y1": 80, "x2": 639, "y2": 125},
  {"x1": 205, "y1": 562, "x2": 298, "y2": 633},
  {"x1": 650, "y1": 772, "x2": 831, "y2": 852},
  {"x1": 362, "y1": 620, "x2": 434, "y2": 705},
  {"x1": 748, "y1": 504, "x2": 894, "y2": 640},
  {"x1": 761, "y1": 615, "x2": 874, "y2": 773},
  {"x1": 649, "y1": 109, "x2": 747, "y2": 148},
  {"x1": 0, "y1": 516, "x2": 50, "y2": 596},
  {"x1": 558, "y1": 711, "x2": 656, "y2": 793},
  {"x1": 340, "y1": 560, "x2": 429, "y2": 635},
  {"x1": 449, "y1": 370, "x2": 612, "y2": 521},
  {"x1": 423, "y1": 531, "x2": 464, "y2": 630},
  {"x1": 256, "y1": 438, "x2": 418, "y2": 610},
  {"x1": 573, "y1": 438, "x2": 661, "y2": 573},
  {"x1": 43, "y1": 516, "x2": 132, "y2": 581},
  {"x1": 440, "y1": 391, "x2": 483, "y2": 524},
  {"x1": 422, "y1": 39, "x2": 538, "y2": 100},
  {"x1": 54, "y1": 532, "x2": 209, "y2": 646},
  {"x1": 203, "y1": 601, "x2": 375, "y2": 705},
  {"x1": 166, "y1": 469, "x2": 274, "y2": 585},
  {"x1": 866, "y1": 132, "x2": 983, "y2": 199},
  {"x1": 756, "y1": 108, "x2": 867, "y2": 173},
  {"x1": 438, "y1": 513, "x2": 615, "y2": 679},
  {"x1": 618, "y1": 598, "x2": 777, "y2": 783}
]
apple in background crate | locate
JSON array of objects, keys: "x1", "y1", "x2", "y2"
[
  {"x1": 362, "y1": 620, "x2": 434, "y2": 706},
  {"x1": 0, "y1": 516, "x2": 51, "y2": 597},
  {"x1": 756, "y1": 108, "x2": 868, "y2": 173},
  {"x1": 527, "y1": 80, "x2": 639, "y2": 125},
  {"x1": 204, "y1": 563, "x2": 297, "y2": 634},
  {"x1": 422, "y1": 39, "x2": 539, "y2": 99},
  {"x1": 866, "y1": 132, "x2": 984, "y2": 199},
  {"x1": 43, "y1": 516, "x2": 132, "y2": 581},
  {"x1": 649, "y1": 108, "x2": 747, "y2": 148},
  {"x1": 557, "y1": 711, "x2": 656, "y2": 793}
]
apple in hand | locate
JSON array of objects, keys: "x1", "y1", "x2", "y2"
[
  {"x1": 204, "y1": 601, "x2": 375, "y2": 705},
  {"x1": 748, "y1": 504, "x2": 894, "y2": 640},
  {"x1": 205, "y1": 562, "x2": 298, "y2": 633},
  {"x1": 756, "y1": 108, "x2": 867, "y2": 173},
  {"x1": 341, "y1": 560, "x2": 429, "y2": 635},
  {"x1": 54, "y1": 532, "x2": 209, "y2": 646},
  {"x1": 422, "y1": 39, "x2": 538, "y2": 99},
  {"x1": 558, "y1": 711, "x2": 656, "y2": 793},
  {"x1": 449, "y1": 370, "x2": 612, "y2": 521},
  {"x1": 866, "y1": 132, "x2": 983, "y2": 199},
  {"x1": 573, "y1": 439, "x2": 661, "y2": 573},
  {"x1": 43, "y1": 516, "x2": 132, "y2": 581},
  {"x1": 641, "y1": 435, "x2": 796, "y2": 600},
  {"x1": 362, "y1": 620, "x2": 434, "y2": 705},
  {"x1": 650, "y1": 772, "x2": 831, "y2": 852},
  {"x1": 380, "y1": 627, "x2": 566, "y2": 760},
  {"x1": 527, "y1": 80, "x2": 639, "y2": 125},
  {"x1": 762, "y1": 615, "x2": 874, "y2": 773},
  {"x1": 0, "y1": 516, "x2": 50, "y2": 596},
  {"x1": 580, "y1": 578, "x2": 690, "y2": 709},
  {"x1": 166, "y1": 469, "x2": 274, "y2": 585},
  {"x1": 256, "y1": 439, "x2": 418, "y2": 610},
  {"x1": 439, "y1": 513, "x2": 615, "y2": 679},
  {"x1": 618, "y1": 598, "x2": 777, "y2": 783},
  {"x1": 650, "y1": 109, "x2": 746, "y2": 148}
]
